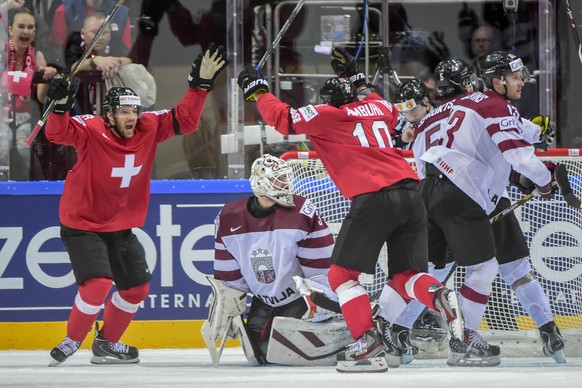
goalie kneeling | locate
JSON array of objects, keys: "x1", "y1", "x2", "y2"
[{"x1": 202, "y1": 154, "x2": 345, "y2": 366}]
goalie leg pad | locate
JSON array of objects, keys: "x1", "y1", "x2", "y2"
[
  {"x1": 204, "y1": 276, "x2": 247, "y2": 342},
  {"x1": 231, "y1": 315, "x2": 265, "y2": 366},
  {"x1": 266, "y1": 316, "x2": 354, "y2": 366}
]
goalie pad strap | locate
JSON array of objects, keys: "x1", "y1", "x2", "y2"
[{"x1": 511, "y1": 271, "x2": 536, "y2": 290}]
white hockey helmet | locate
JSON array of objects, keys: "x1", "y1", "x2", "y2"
[{"x1": 250, "y1": 154, "x2": 295, "y2": 207}]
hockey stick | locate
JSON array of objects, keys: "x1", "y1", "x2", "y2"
[
  {"x1": 255, "y1": 0, "x2": 305, "y2": 71},
  {"x1": 25, "y1": 0, "x2": 127, "y2": 147},
  {"x1": 565, "y1": 0, "x2": 582, "y2": 65},
  {"x1": 555, "y1": 163, "x2": 582, "y2": 208}
]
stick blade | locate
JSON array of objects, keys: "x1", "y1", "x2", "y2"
[{"x1": 555, "y1": 163, "x2": 582, "y2": 209}]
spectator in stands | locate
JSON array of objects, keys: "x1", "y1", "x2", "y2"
[
  {"x1": 1, "y1": 7, "x2": 57, "y2": 180},
  {"x1": 50, "y1": 0, "x2": 131, "y2": 53},
  {"x1": 469, "y1": 24, "x2": 500, "y2": 75}
]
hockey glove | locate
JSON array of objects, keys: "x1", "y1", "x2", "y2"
[
  {"x1": 237, "y1": 67, "x2": 269, "y2": 102},
  {"x1": 330, "y1": 47, "x2": 366, "y2": 88},
  {"x1": 531, "y1": 115, "x2": 556, "y2": 148},
  {"x1": 509, "y1": 169, "x2": 534, "y2": 195},
  {"x1": 188, "y1": 42, "x2": 228, "y2": 91},
  {"x1": 536, "y1": 161, "x2": 558, "y2": 200},
  {"x1": 48, "y1": 77, "x2": 75, "y2": 115}
]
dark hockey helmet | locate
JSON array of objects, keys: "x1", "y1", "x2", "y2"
[
  {"x1": 102, "y1": 87, "x2": 142, "y2": 118},
  {"x1": 394, "y1": 79, "x2": 428, "y2": 112},
  {"x1": 480, "y1": 51, "x2": 530, "y2": 88},
  {"x1": 434, "y1": 58, "x2": 478, "y2": 98},
  {"x1": 319, "y1": 77, "x2": 356, "y2": 108}
]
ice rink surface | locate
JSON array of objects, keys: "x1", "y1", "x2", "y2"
[{"x1": 2, "y1": 348, "x2": 582, "y2": 388}]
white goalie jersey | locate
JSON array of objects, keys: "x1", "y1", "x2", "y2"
[
  {"x1": 415, "y1": 91, "x2": 551, "y2": 214},
  {"x1": 213, "y1": 195, "x2": 334, "y2": 308}
]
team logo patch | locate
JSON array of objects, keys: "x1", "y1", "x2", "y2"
[
  {"x1": 251, "y1": 248, "x2": 276, "y2": 284},
  {"x1": 509, "y1": 58, "x2": 524, "y2": 72},
  {"x1": 298, "y1": 105, "x2": 318, "y2": 122},
  {"x1": 299, "y1": 199, "x2": 316, "y2": 218}
]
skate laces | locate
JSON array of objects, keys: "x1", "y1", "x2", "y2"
[
  {"x1": 58, "y1": 337, "x2": 81, "y2": 355},
  {"x1": 466, "y1": 330, "x2": 489, "y2": 350},
  {"x1": 110, "y1": 341, "x2": 130, "y2": 354}
]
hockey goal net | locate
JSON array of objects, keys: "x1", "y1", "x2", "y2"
[{"x1": 281, "y1": 149, "x2": 582, "y2": 358}]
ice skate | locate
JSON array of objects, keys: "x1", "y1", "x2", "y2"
[
  {"x1": 91, "y1": 323, "x2": 139, "y2": 364},
  {"x1": 431, "y1": 284, "x2": 464, "y2": 341},
  {"x1": 539, "y1": 321, "x2": 566, "y2": 364},
  {"x1": 375, "y1": 317, "x2": 403, "y2": 367},
  {"x1": 411, "y1": 310, "x2": 447, "y2": 343},
  {"x1": 336, "y1": 327, "x2": 388, "y2": 373},
  {"x1": 390, "y1": 323, "x2": 418, "y2": 364},
  {"x1": 49, "y1": 337, "x2": 82, "y2": 367},
  {"x1": 447, "y1": 329, "x2": 500, "y2": 367}
]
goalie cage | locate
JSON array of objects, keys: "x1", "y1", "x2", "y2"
[{"x1": 281, "y1": 149, "x2": 582, "y2": 358}]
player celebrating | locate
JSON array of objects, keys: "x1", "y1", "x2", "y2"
[
  {"x1": 237, "y1": 47, "x2": 465, "y2": 373},
  {"x1": 203, "y1": 154, "x2": 336, "y2": 365},
  {"x1": 413, "y1": 53, "x2": 557, "y2": 366},
  {"x1": 46, "y1": 43, "x2": 227, "y2": 366}
]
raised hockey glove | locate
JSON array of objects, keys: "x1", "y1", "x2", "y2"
[
  {"x1": 330, "y1": 47, "x2": 366, "y2": 88},
  {"x1": 237, "y1": 67, "x2": 269, "y2": 102},
  {"x1": 531, "y1": 115, "x2": 556, "y2": 148},
  {"x1": 47, "y1": 77, "x2": 75, "y2": 115},
  {"x1": 188, "y1": 42, "x2": 228, "y2": 91}
]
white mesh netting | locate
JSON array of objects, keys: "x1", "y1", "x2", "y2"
[{"x1": 282, "y1": 150, "x2": 582, "y2": 357}]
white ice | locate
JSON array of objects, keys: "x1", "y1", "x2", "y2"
[{"x1": 2, "y1": 348, "x2": 581, "y2": 388}]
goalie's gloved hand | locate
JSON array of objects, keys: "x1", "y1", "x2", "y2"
[
  {"x1": 531, "y1": 115, "x2": 556, "y2": 148},
  {"x1": 237, "y1": 66, "x2": 269, "y2": 102},
  {"x1": 330, "y1": 47, "x2": 366, "y2": 88},
  {"x1": 48, "y1": 77, "x2": 75, "y2": 115},
  {"x1": 188, "y1": 42, "x2": 228, "y2": 91}
]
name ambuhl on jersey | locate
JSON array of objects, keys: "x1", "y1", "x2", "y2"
[
  {"x1": 213, "y1": 195, "x2": 334, "y2": 307},
  {"x1": 414, "y1": 91, "x2": 551, "y2": 214}
]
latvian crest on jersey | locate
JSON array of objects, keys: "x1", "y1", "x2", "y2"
[{"x1": 251, "y1": 248, "x2": 276, "y2": 284}]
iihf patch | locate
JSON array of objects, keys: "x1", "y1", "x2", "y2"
[{"x1": 298, "y1": 105, "x2": 318, "y2": 122}]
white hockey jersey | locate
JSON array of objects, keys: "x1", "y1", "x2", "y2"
[
  {"x1": 415, "y1": 91, "x2": 551, "y2": 214},
  {"x1": 213, "y1": 195, "x2": 334, "y2": 307}
]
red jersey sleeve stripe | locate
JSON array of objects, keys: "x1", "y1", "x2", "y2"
[
  {"x1": 298, "y1": 257, "x2": 331, "y2": 269},
  {"x1": 497, "y1": 138, "x2": 531, "y2": 153},
  {"x1": 214, "y1": 269, "x2": 243, "y2": 282}
]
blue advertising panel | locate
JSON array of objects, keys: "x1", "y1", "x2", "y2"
[{"x1": 0, "y1": 180, "x2": 252, "y2": 322}]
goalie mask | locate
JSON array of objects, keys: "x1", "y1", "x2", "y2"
[
  {"x1": 250, "y1": 154, "x2": 295, "y2": 207},
  {"x1": 103, "y1": 87, "x2": 142, "y2": 138},
  {"x1": 480, "y1": 51, "x2": 531, "y2": 88},
  {"x1": 319, "y1": 77, "x2": 356, "y2": 108},
  {"x1": 434, "y1": 58, "x2": 478, "y2": 98}
]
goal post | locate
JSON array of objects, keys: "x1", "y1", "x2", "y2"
[{"x1": 281, "y1": 148, "x2": 582, "y2": 358}]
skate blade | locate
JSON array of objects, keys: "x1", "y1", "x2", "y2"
[
  {"x1": 385, "y1": 353, "x2": 401, "y2": 368},
  {"x1": 444, "y1": 292, "x2": 464, "y2": 341},
  {"x1": 447, "y1": 353, "x2": 500, "y2": 367},
  {"x1": 550, "y1": 349, "x2": 567, "y2": 364},
  {"x1": 336, "y1": 356, "x2": 388, "y2": 373},
  {"x1": 48, "y1": 357, "x2": 63, "y2": 367},
  {"x1": 90, "y1": 355, "x2": 140, "y2": 365}
]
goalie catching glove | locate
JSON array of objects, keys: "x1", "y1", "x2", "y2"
[
  {"x1": 330, "y1": 47, "x2": 366, "y2": 88},
  {"x1": 47, "y1": 77, "x2": 75, "y2": 114},
  {"x1": 188, "y1": 42, "x2": 228, "y2": 91},
  {"x1": 531, "y1": 115, "x2": 556, "y2": 149},
  {"x1": 237, "y1": 67, "x2": 270, "y2": 102}
]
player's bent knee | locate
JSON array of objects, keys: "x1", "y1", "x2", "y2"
[
  {"x1": 498, "y1": 258, "x2": 533, "y2": 288},
  {"x1": 119, "y1": 282, "x2": 150, "y2": 304},
  {"x1": 79, "y1": 277, "x2": 113, "y2": 306},
  {"x1": 328, "y1": 264, "x2": 360, "y2": 292}
]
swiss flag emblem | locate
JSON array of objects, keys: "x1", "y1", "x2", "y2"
[{"x1": 1, "y1": 70, "x2": 33, "y2": 97}]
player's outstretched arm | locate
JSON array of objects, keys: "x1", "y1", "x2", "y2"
[{"x1": 188, "y1": 42, "x2": 228, "y2": 91}]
